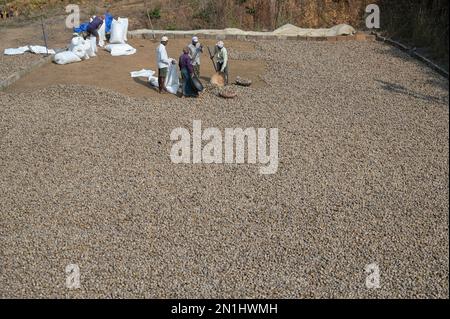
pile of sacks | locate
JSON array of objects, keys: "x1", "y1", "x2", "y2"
[
  {"x1": 89, "y1": 16, "x2": 135, "y2": 56},
  {"x1": 105, "y1": 18, "x2": 136, "y2": 57},
  {"x1": 53, "y1": 36, "x2": 97, "y2": 65},
  {"x1": 54, "y1": 17, "x2": 135, "y2": 64},
  {"x1": 6, "y1": 16, "x2": 133, "y2": 64}
]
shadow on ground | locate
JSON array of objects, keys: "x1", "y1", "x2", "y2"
[{"x1": 376, "y1": 79, "x2": 448, "y2": 106}]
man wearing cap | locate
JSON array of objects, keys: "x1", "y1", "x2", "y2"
[
  {"x1": 188, "y1": 36, "x2": 203, "y2": 78},
  {"x1": 214, "y1": 41, "x2": 229, "y2": 85},
  {"x1": 156, "y1": 36, "x2": 176, "y2": 94}
]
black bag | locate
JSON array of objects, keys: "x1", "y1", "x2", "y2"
[{"x1": 191, "y1": 75, "x2": 204, "y2": 92}]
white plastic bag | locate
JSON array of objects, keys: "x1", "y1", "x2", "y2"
[
  {"x1": 110, "y1": 19, "x2": 125, "y2": 44},
  {"x1": 84, "y1": 37, "x2": 97, "y2": 58},
  {"x1": 130, "y1": 69, "x2": 155, "y2": 79},
  {"x1": 105, "y1": 43, "x2": 136, "y2": 56},
  {"x1": 29, "y1": 45, "x2": 55, "y2": 55},
  {"x1": 331, "y1": 24, "x2": 356, "y2": 36},
  {"x1": 98, "y1": 22, "x2": 106, "y2": 47},
  {"x1": 148, "y1": 65, "x2": 179, "y2": 95},
  {"x1": 53, "y1": 51, "x2": 82, "y2": 65},
  {"x1": 68, "y1": 36, "x2": 91, "y2": 60},
  {"x1": 165, "y1": 64, "x2": 180, "y2": 94},
  {"x1": 69, "y1": 36, "x2": 84, "y2": 51},
  {"x1": 4, "y1": 45, "x2": 55, "y2": 55},
  {"x1": 4, "y1": 46, "x2": 30, "y2": 55},
  {"x1": 149, "y1": 76, "x2": 159, "y2": 88},
  {"x1": 118, "y1": 17, "x2": 129, "y2": 42},
  {"x1": 89, "y1": 36, "x2": 98, "y2": 55},
  {"x1": 71, "y1": 44, "x2": 88, "y2": 59}
]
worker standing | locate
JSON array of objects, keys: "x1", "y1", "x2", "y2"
[
  {"x1": 214, "y1": 41, "x2": 229, "y2": 85},
  {"x1": 156, "y1": 36, "x2": 176, "y2": 94},
  {"x1": 179, "y1": 47, "x2": 199, "y2": 98},
  {"x1": 188, "y1": 36, "x2": 203, "y2": 78}
]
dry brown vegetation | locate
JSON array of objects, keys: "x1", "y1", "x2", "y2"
[{"x1": 1, "y1": 0, "x2": 448, "y2": 66}]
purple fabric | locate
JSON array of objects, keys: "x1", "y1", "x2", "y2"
[
  {"x1": 179, "y1": 53, "x2": 193, "y2": 74},
  {"x1": 88, "y1": 16, "x2": 103, "y2": 31}
]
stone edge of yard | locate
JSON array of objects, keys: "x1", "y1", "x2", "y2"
[
  {"x1": 129, "y1": 30, "x2": 376, "y2": 43},
  {"x1": 0, "y1": 55, "x2": 53, "y2": 91}
]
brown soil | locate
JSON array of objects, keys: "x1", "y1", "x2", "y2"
[{"x1": 6, "y1": 38, "x2": 266, "y2": 98}]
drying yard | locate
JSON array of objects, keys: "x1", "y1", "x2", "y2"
[{"x1": 0, "y1": 25, "x2": 448, "y2": 298}]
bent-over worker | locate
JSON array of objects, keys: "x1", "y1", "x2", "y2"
[
  {"x1": 214, "y1": 41, "x2": 229, "y2": 85},
  {"x1": 86, "y1": 15, "x2": 104, "y2": 46}
]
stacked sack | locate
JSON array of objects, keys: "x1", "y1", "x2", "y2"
[
  {"x1": 54, "y1": 35, "x2": 97, "y2": 65},
  {"x1": 54, "y1": 17, "x2": 132, "y2": 64},
  {"x1": 105, "y1": 18, "x2": 136, "y2": 57},
  {"x1": 109, "y1": 18, "x2": 129, "y2": 44},
  {"x1": 69, "y1": 36, "x2": 97, "y2": 60}
]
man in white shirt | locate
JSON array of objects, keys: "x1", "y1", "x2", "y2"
[
  {"x1": 188, "y1": 36, "x2": 203, "y2": 78},
  {"x1": 156, "y1": 36, "x2": 175, "y2": 94}
]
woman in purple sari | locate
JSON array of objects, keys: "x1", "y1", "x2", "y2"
[{"x1": 179, "y1": 47, "x2": 199, "y2": 98}]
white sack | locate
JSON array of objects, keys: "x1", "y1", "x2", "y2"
[
  {"x1": 165, "y1": 64, "x2": 180, "y2": 94},
  {"x1": 147, "y1": 66, "x2": 179, "y2": 95},
  {"x1": 130, "y1": 69, "x2": 155, "y2": 79},
  {"x1": 29, "y1": 45, "x2": 56, "y2": 55},
  {"x1": 110, "y1": 19, "x2": 125, "y2": 44},
  {"x1": 105, "y1": 43, "x2": 136, "y2": 56},
  {"x1": 149, "y1": 76, "x2": 159, "y2": 87},
  {"x1": 118, "y1": 17, "x2": 129, "y2": 42},
  {"x1": 53, "y1": 51, "x2": 82, "y2": 65},
  {"x1": 3, "y1": 46, "x2": 30, "y2": 55},
  {"x1": 69, "y1": 37, "x2": 84, "y2": 51},
  {"x1": 331, "y1": 24, "x2": 356, "y2": 36},
  {"x1": 89, "y1": 37, "x2": 97, "y2": 56},
  {"x1": 98, "y1": 22, "x2": 106, "y2": 47},
  {"x1": 69, "y1": 37, "x2": 92, "y2": 60},
  {"x1": 71, "y1": 44, "x2": 88, "y2": 60}
]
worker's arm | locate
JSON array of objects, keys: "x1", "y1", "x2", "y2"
[
  {"x1": 221, "y1": 48, "x2": 228, "y2": 72},
  {"x1": 159, "y1": 47, "x2": 172, "y2": 66},
  {"x1": 188, "y1": 45, "x2": 195, "y2": 59}
]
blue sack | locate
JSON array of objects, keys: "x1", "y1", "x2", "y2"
[
  {"x1": 73, "y1": 22, "x2": 89, "y2": 33},
  {"x1": 105, "y1": 13, "x2": 113, "y2": 33}
]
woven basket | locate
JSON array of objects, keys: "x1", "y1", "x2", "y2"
[
  {"x1": 219, "y1": 90, "x2": 237, "y2": 99},
  {"x1": 235, "y1": 76, "x2": 252, "y2": 87}
]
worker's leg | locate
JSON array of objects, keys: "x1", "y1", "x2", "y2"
[
  {"x1": 194, "y1": 64, "x2": 200, "y2": 78},
  {"x1": 218, "y1": 62, "x2": 229, "y2": 85},
  {"x1": 91, "y1": 29, "x2": 100, "y2": 46},
  {"x1": 158, "y1": 77, "x2": 163, "y2": 93},
  {"x1": 158, "y1": 76, "x2": 168, "y2": 93},
  {"x1": 223, "y1": 65, "x2": 229, "y2": 85},
  {"x1": 85, "y1": 28, "x2": 92, "y2": 41},
  {"x1": 158, "y1": 68, "x2": 168, "y2": 93}
]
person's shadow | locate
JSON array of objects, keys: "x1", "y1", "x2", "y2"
[{"x1": 133, "y1": 77, "x2": 159, "y2": 92}]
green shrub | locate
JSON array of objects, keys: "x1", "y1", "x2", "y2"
[{"x1": 149, "y1": 7, "x2": 161, "y2": 20}]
